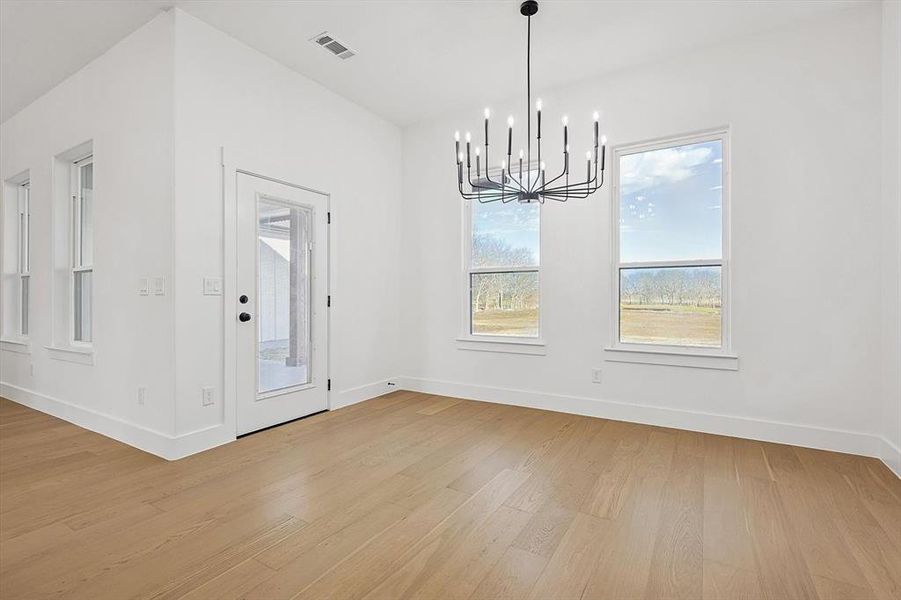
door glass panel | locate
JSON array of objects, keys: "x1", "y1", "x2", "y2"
[{"x1": 257, "y1": 198, "x2": 312, "y2": 393}]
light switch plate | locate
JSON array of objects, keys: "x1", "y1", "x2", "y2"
[
  {"x1": 202, "y1": 386, "x2": 215, "y2": 406},
  {"x1": 138, "y1": 278, "x2": 150, "y2": 296},
  {"x1": 153, "y1": 277, "x2": 166, "y2": 296},
  {"x1": 203, "y1": 277, "x2": 223, "y2": 296}
]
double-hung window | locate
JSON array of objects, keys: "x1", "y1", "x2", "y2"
[
  {"x1": 71, "y1": 156, "x2": 93, "y2": 344},
  {"x1": 463, "y1": 175, "x2": 541, "y2": 340},
  {"x1": 17, "y1": 181, "x2": 30, "y2": 337},
  {"x1": 611, "y1": 130, "x2": 731, "y2": 359}
]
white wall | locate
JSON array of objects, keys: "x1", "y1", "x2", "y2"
[
  {"x1": 881, "y1": 0, "x2": 901, "y2": 475},
  {"x1": 400, "y1": 6, "x2": 891, "y2": 461},
  {"x1": 0, "y1": 13, "x2": 177, "y2": 447},
  {"x1": 171, "y1": 10, "x2": 403, "y2": 439}
]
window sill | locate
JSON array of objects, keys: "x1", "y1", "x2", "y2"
[
  {"x1": 0, "y1": 339, "x2": 31, "y2": 354},
  {"x1": 46, "y1": 345, "x2": 94, "y2": 365},
  {"x1": 604, "y1": 345, "x2": 738, "y2": 371},
  {"x1": 456, "y1": 336, "x2": 546, "y2": 356}
]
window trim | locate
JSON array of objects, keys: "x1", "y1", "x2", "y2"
[
  {"x1": 70, "y1": 155, "x2": 93, "y2": 347},
  {"x1": 606, "y1": 128, "x2": 734, "y2": 367},
  {"x1": 459, "y1": 164, "x2": 545, "y2": 351},
  {"x1": 17, "y1": 181, "x2": 30, "y2": 339}
]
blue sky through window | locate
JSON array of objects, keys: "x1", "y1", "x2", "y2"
[{"x1": 619, "y1": 140, "x2": 722, "y2": 263}]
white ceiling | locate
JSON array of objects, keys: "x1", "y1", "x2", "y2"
[{"x1": 1, "y1": 0, "x2": 871, "y2": 126}]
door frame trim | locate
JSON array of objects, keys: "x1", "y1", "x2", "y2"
[{"x1": 221, "y1": 147, "x2": 332, "y2": 441}]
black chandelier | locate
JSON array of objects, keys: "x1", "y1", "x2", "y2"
[{"x1": 455, "y1": 0, "x2": 607, "y2": 204}]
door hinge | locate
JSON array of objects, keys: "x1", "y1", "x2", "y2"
[
  {"x1": 327, "y1": 211, "x2": 331, "y2": 224},
  {"x1": 327, "y1": 379, "x2": 331, "y2": 391},
  {"x1": 327, "y1": 295, "x2": 331, "y2": 307}
]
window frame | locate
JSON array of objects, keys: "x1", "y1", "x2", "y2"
[
  {"x1": 17, "y1": 181, "x2": 30, "y2": 338},
  {"x1": 458, "y1": 164, "x2": 545, "y2": 351},
  {"x1": 70, "y1": 155, "x2": 93, "y2": 347},
  {"x1": 608, "y1": 128, "x2": 733, "y2": 361}
]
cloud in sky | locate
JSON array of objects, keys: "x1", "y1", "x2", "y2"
[{"x1": 620, "y1": 144, "x2": 714, "y2": 195}]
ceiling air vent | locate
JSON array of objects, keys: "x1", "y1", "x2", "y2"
[{"x1": 311, "y1": 32, "x2": 356, "y2": 60}]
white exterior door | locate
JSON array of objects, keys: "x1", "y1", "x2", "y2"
[{"x1": 236, "y1": 173, "x2": 329, "y2": 435}]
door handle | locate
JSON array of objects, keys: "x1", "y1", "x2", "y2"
[{"x1": 239, "y1": 312, "x2": 252, "y2": 322}]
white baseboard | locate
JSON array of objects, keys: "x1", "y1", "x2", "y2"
[
  {"x1": 5, "y1": 376, "x2": 897, "y2": 479},
  {"x1": 331, "y1": 378, "x2": 398, "y2": 410},
  {"x1": 0, "y1": 382, "x2": 234, "y2": 461},
  {"x1": 397, "y1": 376, "x2": 896, "y2": 473},
  {"x1": 879, "y1": 436, "x2": 901, "y2": 478}
]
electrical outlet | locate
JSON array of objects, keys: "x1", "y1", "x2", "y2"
[
  {"x1": 202, "y1": 387, "x2": 215, "y2": 407},
  {"x1": 591, "y1": 368, "x2": 603, "y2": 384},
  {"x1": 137, "y1": 387, "x2": 147, "y2": 405}
]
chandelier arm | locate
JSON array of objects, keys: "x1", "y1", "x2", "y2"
[
  {"x1": 541, "y1": 179, "x2": 593, "y2": 194},
  {"x1": 541, "y1": 186, "x2": 590, "y2": 197},
  {"x1": 505, "y1": 170, "x2": 528, "y2": 193},
  {"x1": 541, "y1": 171, "x2": 604, "y2": 198},
  {"x1": 496, "y1": 167, "x2": 526, "y2": 195},
  {"x1": 460, "y1": 179, "x2": 506, "y2": 202},
  {"x1": 537, "y1": 164, "x2": 568, "y2": 191},
  {"x1": 482, "y1": 143, "x2": 503, "y2": 190},
  {"x1": 542, "y1": 165, "x2": 602, "y2": 194},
  {"x1": 461, "y1": 188, "x2": 506, "y2": 202}
]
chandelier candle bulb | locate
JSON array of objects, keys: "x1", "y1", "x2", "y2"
[{"x1": 600, "y1": 135, "x2": 607, "y2": 170}]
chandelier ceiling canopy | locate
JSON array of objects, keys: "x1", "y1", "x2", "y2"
[{"x1": 454, "y1": 0, "x2": 607, "y2": 204}]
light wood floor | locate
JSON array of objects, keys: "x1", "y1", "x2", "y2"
[{"x1": 1, "y1": 393, "x2": 899, "y2": 600}]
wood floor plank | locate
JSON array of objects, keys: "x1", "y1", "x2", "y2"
[
  {"x1": 1, "y1": 394, "x2": 899, "y2": 600},
  {"x1": 702, "y1": 560, "x2": 764, "y2": 600},
  {"x1": 644, "y1": 450, "x2": 704, "y2": 599},
  {"x1": 468, "y1": 546, "x2": 548, "y2": 600},
  {"x1": 742, "y1": 475, "x2": 820, "y2": 599},
  {"x1": 526, "y1": 511, "x2": 611, "y2": 600}
]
